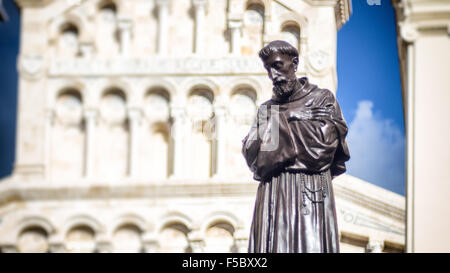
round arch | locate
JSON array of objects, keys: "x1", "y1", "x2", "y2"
[
  {"x1": 51, "y1": 80, "x2": 86, "y2": 108},
  {"x1": 200, "y1": 212, "x2": 240, "y2": 238},
  {"x1": 48, "y1": 14, "x2": 91, "y2": 44},
  {"x1": 182, "y1": 78, "x2": 220, "y2": 102},
  {"x1": 110, "y1": 213, "x2": 147, "y2": 236},
  {"x1": 62, "y1": 214, "x2": 104, "y2": 237},
  {"x1": 156, "y1": 212, "x2": 193, "y2": 234},
  {"x1": 279, "y1": 12, "x2": 309, "y2": 39},
  {"x1": 15, "y1": 216, "x2": 55, "y2": 241}
]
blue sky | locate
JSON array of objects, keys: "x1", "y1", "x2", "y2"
[
  {"x1": 336, "y1": 0, "x2": 405, "y2": 195},
  {"x1": 0, "y1": 0, "x2": 405, "y2": 195}
]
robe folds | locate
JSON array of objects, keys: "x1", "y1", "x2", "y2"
[{"x1": 242, "y1": 77, "x2": 350, "y2": 253}]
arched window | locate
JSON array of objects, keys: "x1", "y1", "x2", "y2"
[
  {"x1": 139, "y1": 88, "x2": 171, "y2": 179},
  {"x1": 204, "y1": 222, "x2": 236, "y2": 253},
  {"x1": 186, "y1": 88, "x2": 214, "y2": 179},
  {"x1": 58, "y1": 23, "x2": 79, "y2": 57},
  {"x1": 113, "y1": 224, "x2": 143, "y2": 253},
  {"x1": 242, "y1": 2, "x2": 265, "y2": 56},
  {"x1": 51, "y1": 88, "x2": 84, "y2": 178},
  {"x1": 166, "y1": 0, "x2": 194, "y2": 56},
  {"x1": 99, "y1": 1, "x2": 117, "y2": 21},
  {"x1": 230, "y1": 87, "x2": 257, "y2": 125},
  {"x1": 96, "y1": 1, "x2": 119, "y2": 56},
  {"x1": 66, "y1": 225, "x2": 96, "y2": 253},
  {"x1": 281, "y1": 22, "x2": 300, "y2": 52},
  {"x1": 98, "y1": 88, "x2": 128, "y2": 178},
  {"x1": 56, "y1": 89, "x2": 83, "y2": 125},
  {"x1": 227, "y1": 86, "x2": 257, "y2": 177},
  {"x1": 159, "y1": 223, "x2": 190, "y2": 253},
  {"x1": 100, "y1": 88, "x2": 127, "y2": 124},
  {"x1": 17, "y1": 227, "x2": 49, "y2": 253},
  {"x1": 144, "y1": 88, "x2": 170, "y2": 122}
]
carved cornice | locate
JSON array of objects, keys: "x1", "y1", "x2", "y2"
[
  {"x1": 0, "y1": 181, "x2": 259, "y2": 208},
  {"x1": 393, "y1": 0, "x2": 450, "y2": 42},
  {"x1": 335, "y1": 0, "x2": 352, "y2": 30},
  {"x1": 333, "y1": 174, "x2": 405, "y2": 222},
  {"x1": 15, "y1": 0, "x2": 54, "y2": 8},
  {"x1": 303, "y1": 0, "x2": 352, "y2": 30}
]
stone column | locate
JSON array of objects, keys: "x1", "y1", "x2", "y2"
[
  {"x1": 366, "y1": 240, "x2": 384, "y2": 253},
  {"x1": 156, "y1": 0, "x2": 170, "y2": 55},
  {"x1": 127, "y1": 108, "x2": 142, "y2": 178},
  {"x1": 0, "y1": 245, "x2": 18, "y2": 253},
  {"x1": 193, "y1": 0, "x2": 208, "y2": 54},
  {"x1": 49, "y1": 243, "x2": 65, "y2": 253},
  {"x1": 213, "y1": 106, "x2": 227, "y2": 178},
  {"x1": 80, "y1": 42, "x2": 94, "y2": 58},
  {"x1": 228, "y1": 20, "x2": 242, "y2": 55},
  {"x1": 234, "y1": 239, "x2": 249, "y2": 253},
  {"x1": 170, "y1": 107, "x2": 185, "y2": 178},
  {"x1": 234, "y1": 229, "x2": 249, "y2": 253},
  {"x1": 188, "y1": 231, "x2": 205, "y2": 253},
  {"x1": 143, "y1": 240, "x2": 160, "y2": 253},
  {"x1": 118, "y1": 18, "x2": 132, "y2": 57},
  {"x1": 96, "y1": 240, "x2": 112, "y2": 253},
  {"x1": 45, "y1": 109, "x2": 55, "y2": 178},
  {"x1": 83, "y1": 109, "x2": 98, "y2": 178},
  {"x1": 142, "y1": 233, "x2": 159, "y2": 253}
]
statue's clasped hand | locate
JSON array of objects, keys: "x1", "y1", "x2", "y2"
[{"x1": 287, "y1": 107, "x2": 334, "y2": 122}]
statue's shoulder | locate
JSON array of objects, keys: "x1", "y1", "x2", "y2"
[{"x1": 310, "y1": 86, "x2": 336, "y2": 103}]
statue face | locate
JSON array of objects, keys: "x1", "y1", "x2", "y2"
[{"x1": 263, "y1": 52, "x2": 299, "y2": 99}]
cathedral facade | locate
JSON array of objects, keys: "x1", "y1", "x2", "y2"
[{"x1": 0, "y1": 0, "x2": 404, "y2": 253}]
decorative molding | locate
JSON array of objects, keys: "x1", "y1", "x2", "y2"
[
  {"x1": 48, "y1": 57, "x2": 306, "y2": 76},
  {"x1": 15, "y1": 0, "x2": 54, "y2": 8},
  {"x1": 399, "y1": 22, "x2": 420, "y2": 43},
  {"x1": 338, "y1": 207, "x2": 405, "y2": 236},
  {"x1": 307, "y1": 49, "x2": 331, "y2": 74},
  {"x1": 393, "y1": 0, "x2": 450, "y2": 42},
  {"x1": 303, "y1": 0, "x2": 351, "y2": 30},
  {"x1": 335, "y1": 0, "x2": 352, "y2": 30},
  {"x1": 19, "y1": 54, "x2": 46, "y2": 80},
  {"x1": 334, "y1": 178, "x2": 405, "y2": 223}
]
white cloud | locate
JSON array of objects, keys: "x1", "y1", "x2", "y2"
[{"x1": 345, "y1": 100, "x2": 405, "y2": 195}]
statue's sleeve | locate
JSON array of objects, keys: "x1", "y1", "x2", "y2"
[
  {"x1": 287, "y1": 90, "x2": 350, "y2": 178},
  {"x1": 242, "y1": 104, "x2": 297, "y2": 181}
]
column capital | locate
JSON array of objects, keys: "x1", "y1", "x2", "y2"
[
  {"x1": 127, "y1": 108, "x2": 143, "y2": 120},
  {"x1": 46, "y1": 108, "x2": 55, "y2": 120},
  {"x1": 187, "y1": 231, "x2": 206, "y2": 253},
  {"x1": 193, "y1": 0, "x2": 208, "y2": 7},
  {"x1": 0, "y1": 245, "x2": 18, "y2": 253},
  {"x1": 228, "y1": 19, "x2": 242, "y2": 30},
  {"x1": 96, "y1": 241, "x2": 113, "y2": 253},
  {"x1": 170, "y1": 106, "x2": 186, "y2": 118},
  {"x1": 193, "y1": 0, "x2": 208, "y2": 12},
  {"x1": 47, "y1": 112, "x2": 56, "y2": 127},
  {"x1": 156, "y1": 0, "x2": 171, "y2": 8},
  {"x1": 49, "y1": 243, "x2": 65, "y2": 253},
  {"x1": 366, "y1": 240, "x2": 384, "y2": 253},
  {"x1": 399, "y1": 21, "x2": 419, "y2": 43},
  {"x1": 117, "y1": 17, "x2": 133, "y2": 31},
  {"x1": 142, "y1": 232, "x2": 159, "y2": 253},
  {"x1": 79, "y1": 42, "x2": 94, "y2": 58},
  {"x1": 234, "y1": 238, "x2": 249, "y2": 253},
  {"x1": 213, "y1": 106, "x2": 227, "y2": 117},
  {"x1": 83, "y1": 109, "x2": 98, "y2": 120}
]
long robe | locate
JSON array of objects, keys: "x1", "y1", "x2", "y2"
[{"x1": 242, "y1": 77, "x2": 350, "y2": 253}]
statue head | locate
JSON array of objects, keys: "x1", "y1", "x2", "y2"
[{"x1": 259, "y1": 40, "x2": 299, "y2": 99}]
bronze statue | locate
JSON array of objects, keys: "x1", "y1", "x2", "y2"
[{"x1": 242, "y1": 40, "x2": 350, "y2": 253}]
